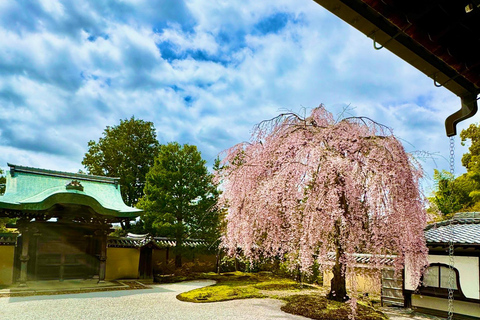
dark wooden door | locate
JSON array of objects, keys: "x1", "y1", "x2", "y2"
[
  {"x1": 34, "y1": 230, "x2": 92, "y2": 280},
  {"x1": 139, "y1": 246, "x2": 153, "y2": 279}
]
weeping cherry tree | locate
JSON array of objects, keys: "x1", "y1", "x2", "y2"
[{"x1": 217, "y1": 106, "x2": 428, "y2": 302}]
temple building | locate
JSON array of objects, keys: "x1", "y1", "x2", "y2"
[{"x1": 0, "y1": 164, "x2": 141, "y2": 286}]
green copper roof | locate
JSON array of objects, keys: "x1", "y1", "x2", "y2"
[{"x1": 0, "y1": 164, "x2": 141, "y2": 218}]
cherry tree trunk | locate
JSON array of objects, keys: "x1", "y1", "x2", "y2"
[{"x1": 327, "y1": 217, "x2": 349, "y2": 302}]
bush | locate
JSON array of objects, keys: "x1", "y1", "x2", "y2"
[
  {"x1": 155, "y1": 260, "x2": 216, "y2": 276},
  {"x1": 277, "y1": 261, "x2": 322, "y2": 285}
]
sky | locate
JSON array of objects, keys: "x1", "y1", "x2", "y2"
[{"x1": 0, "y1": 0, "x2": 475, "y2": 194}]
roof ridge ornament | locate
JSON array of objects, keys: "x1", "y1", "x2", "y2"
[{"x1": 66, "y1": 180, "x2": 84, "y2": 192}]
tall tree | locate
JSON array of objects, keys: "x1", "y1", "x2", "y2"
[
  {"x1": 428, "y1": 170, "x2": 476, "y2": 217},
  {"x1": 82, "y1": 117, "x2": 159, "y2": 212},
  {"x1": 460, "y1": 122, "x2": 480, "y2": 170},
  {"x1": 427, "y1": 122, "x2": 480, "y2": 217},
  {"x1": 0, "y1": 168, "x2": 5, "y2": 195},
  {"x1": 139, "y1": 142, "x2": 220, "y2": 268},
  {"x1": 217, "y1": 106, "x2": 427, "y2": 302},
  {"x1": 0, "y1": 168, "x2": 15, "y2": 232},
  {"x1": 1, "y1": 168, "x2": 5, "y2": 232}
]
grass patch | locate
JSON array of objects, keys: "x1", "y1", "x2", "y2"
[
  {"x1": 175, "y1": 271, "x2": 316, "y2": 303},
  {"x1": 281, "y1": 294, "x2": 387, "y2": 320}
]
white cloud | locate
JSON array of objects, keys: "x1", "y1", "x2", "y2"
[
  {"x1": 0, "y1": 0, "x2": 474, "y2": 195},
  {"x1": 39, "y1": 0, "x2": 66, "y2": 17}
]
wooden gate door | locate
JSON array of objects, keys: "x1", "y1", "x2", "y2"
[
  {"x1": 34, "y1": 231, "x2": 91, "y2": 280},
  {"x1": 381, "y1": 269, "x2": 404, "y2": 306}
]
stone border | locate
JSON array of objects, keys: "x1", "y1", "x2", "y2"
[{"x1": 0, "y1": 280, "x2": 152, "y2": 298}]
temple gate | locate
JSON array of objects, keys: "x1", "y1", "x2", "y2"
[{"x1": 0, "y1": 164, "x2": 140, "y2": 286}]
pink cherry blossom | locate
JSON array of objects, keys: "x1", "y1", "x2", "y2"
[{"x1": 217, "y1": 106, "x2": 428, "y2": 301}]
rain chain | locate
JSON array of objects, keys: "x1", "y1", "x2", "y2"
[{"x1": 448, "y1": 136, "x2": 455, "y2": 320}]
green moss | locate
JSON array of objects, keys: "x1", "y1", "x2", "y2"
[
  {"x1": 281, "y1": 294, "x2": 387, "y2": 320},
  {"x1": 253, "y1": 279, "x2": 316, "y2": 291},
  {"x1": 177, "y1": 284, "x2": 263, "y2": 302},
  {"x1": 176, "y1": 272, "x2": 313, "y2": 303}
]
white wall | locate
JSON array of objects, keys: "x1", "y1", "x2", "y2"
[
  {"x1": 405, "y1": 254, "x2": 479, "y2": 299},
  {"x1": 412, "y1": 295, "x2": 480, "y2": 318}
]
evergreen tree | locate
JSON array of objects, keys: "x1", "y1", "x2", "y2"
[
  {"x1": 139, "y1": 142, "x2": 220, "y2": 268},
  {"x1": 82, "y1": 116, "x2": 159, "y2": 213},
  {"x1": 428, "y1": 170, "x2": 476, "y2": 217},
  {"x1": 0, "y1": 168, "x2": 5, "y2": 195},
  {"x1": 429, "y1": 122, "x2": 480, "y2": 217}
]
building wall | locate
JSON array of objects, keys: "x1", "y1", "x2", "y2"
[
  {"x1": 405, "y1": 255, "x2": 479, "y2": 300},
  {"x1": 151, "y1": 248, "x2": 216, "y2": 266},
  {"x1": 0, "y1": 245, "x2": 15, "y2": 285},
  {"x1": 105, "y1": 248, "x2": 140, "y2": 280},
  {"x1": 153, "y1": 248, "x2": 168, "y2": 265},
  {"x1": 323, "y1": 268, "x2": 381, "y2": 294},
  {"x1": 412, "y1": 295, "x2": 480, "y2": 318}
]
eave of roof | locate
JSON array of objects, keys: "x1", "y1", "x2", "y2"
[
  {"x1": 313, "y1": 0, "x2": 480, "y2": 136},
  {"x1": 313, "y1": 0, "x2": 480, "y2": 97}
]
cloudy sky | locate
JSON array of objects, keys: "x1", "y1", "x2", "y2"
[{"x1": 0, "y1": 0, "x2": 474, "y2": 193}]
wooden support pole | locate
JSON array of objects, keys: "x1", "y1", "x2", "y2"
[
  {"x1": 98, "y1": 231, "x2": 107, "y2": 283},
  {"x1": 18, "y1": 229, "x2": 30, "y2": 287}
]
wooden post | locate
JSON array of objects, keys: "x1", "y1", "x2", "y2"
[
  {"x1": 18, "y1": 228, "x2": 30, "y2": 287},
  {"x1": 98, "y1": 231, "x2": 107, "y2": 283},
  {"x1": 60, "y1": 245, "x2": 65, "y2": 282}
]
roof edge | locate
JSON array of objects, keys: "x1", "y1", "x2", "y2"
[
  {"x1": 8, "y1": 163, "x2": 120, "y2": 184},
  {"x1": 425, "y1": 212, "x2": 480, "y2": 231}
]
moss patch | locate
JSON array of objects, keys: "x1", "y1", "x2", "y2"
[
  {"x1": 176, "y1": 272, "x2": 316, "y2": 303},
  {"x1": 281, "y1": 294, "x2": 387, "y2": 320},
  {"x1": 177, "y1": 284, "x2": 263, "y2": 302}
]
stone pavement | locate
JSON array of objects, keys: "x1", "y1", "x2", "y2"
[
  {"x1": 0, "y1": 279, "x2": 147, "y2": 298},
  {"x1": 0, "y1": 280, "x2": 308, "y2": 320},
  {"x1": 0, "y1": 280, "x2": 444, "y2": 320},
  {"x1": 380, "y1": 307, "x2": 443, "y2": 320}
]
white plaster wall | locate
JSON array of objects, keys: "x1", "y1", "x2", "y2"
[
  {"x1": 412, "y1": 295, "x2": 480, "y2": 318},
  {"x1": 405, "y1": 254, "x2": 479, "y2": 299}
]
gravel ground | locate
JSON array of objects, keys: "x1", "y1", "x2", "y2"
[
  {"x1": 380, "y1": 307, "x2": 443, "y2": 320},
  {"x1": 0, "y1": 280, "x2": 443, "y2": 320},
  {"x1": 0, "y1": 280, "x2": 307, "y2": 320}
]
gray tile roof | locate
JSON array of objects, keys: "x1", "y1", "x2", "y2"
[
  {"x1": 0, "y1": 233, "x2": 17, "y2": 245},
  {"x1": 326, "y1": 252, "x2": 396, "y2": 266},
  {"x1": 107, "y1": 233, "x2": 208, "y2": 248},
  {"x1": 424, "y1": 212, "x2": 480, "y2": 245}
]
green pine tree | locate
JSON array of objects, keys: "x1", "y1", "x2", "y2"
[{"x1": 139, "y1": 142, "x2": 220, "y2": 268}]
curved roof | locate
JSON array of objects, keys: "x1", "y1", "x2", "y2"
[{"x1": 0, "y1": 164, "x2": 141, "y2": 219}]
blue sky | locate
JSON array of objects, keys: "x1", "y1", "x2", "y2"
[{"x1": 0, "y1": 0, "x2": 473, "y2": 193}]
